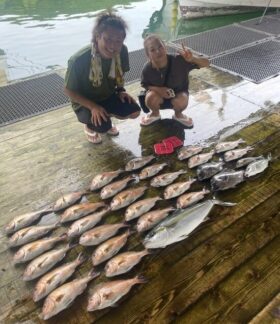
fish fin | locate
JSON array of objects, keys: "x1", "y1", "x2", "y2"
[
  {"x1": 135, "y1": 274, "x2": 148, "y2": 284},
  {"x1": 88, "y1": 269, "x2": 100, "y2": 279},
  {"x1": 76, "y1": 252, "x2": 87, "y2": 264}
]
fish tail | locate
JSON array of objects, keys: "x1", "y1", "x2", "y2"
[
  {"x1": 88, "y1": 269, "x2": 100, "y2": 280},
  {"x1": 58, "y1": 233, "x2": 68, "y2": 241},
  {"x1": 76, "y1": 252, "x2": 87, "y2": 265},
  {"x1": 67, "y1": 242, "x2": 77, "y2": 250},
  {"x1": 134, "y1": 274, "x2": 148, "y2": 284},
  {"x1": 238, "y1": 138, "x2": 246, "y2": 144}
]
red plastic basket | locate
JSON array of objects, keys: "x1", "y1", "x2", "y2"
[
  {"x1": 154, "y1": 142, "x2": 174, "y2": 155},
  {"x1": 162, "y1": 136, "x2": 183, "y2": 148}
]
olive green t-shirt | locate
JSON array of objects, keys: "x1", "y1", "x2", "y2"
[{"x1": 65, "y1": 44, "x2": 129, "y2": 110}]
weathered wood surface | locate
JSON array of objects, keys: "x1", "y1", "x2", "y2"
[{"x1": 0, "y1": 75, "x2": 280, "y2": 323}]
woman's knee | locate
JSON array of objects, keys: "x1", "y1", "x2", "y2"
[
  {"x1": 129, "y1": 111, "x2": 141, "y2": 119},
  {"x1": 145, "y1": 91, "x2": 162, "y2": 109}
]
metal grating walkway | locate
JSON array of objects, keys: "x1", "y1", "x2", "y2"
[{"x1": 0, "y1": 73, "x2": 69, "y2": 126}]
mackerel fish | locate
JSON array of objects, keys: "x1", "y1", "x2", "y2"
[
  {"x1": 244, "y1": 154, "x2": 271, "y2": 177},
  {"x1": 163, "y1": 178, "x2": 196, "y2": 199},
  {"x1": 215, "y1": 138, "x2": 245, "y2": 153},
  {"x1": 224, "y1": 146, "x2": 253, "y2": 162},
  {"x1": 110, "y1": 186, "x2": 147, "y2": 211},
  {"x1": 5, "y1": 207, "x2": 53, "y2": 235},
  {"x1": 87, "y1": 275, "x2": 147, "y2": 311},
  {"x1": 144, "y1": 199, "x2": 236, "y2": 249},
  {"x1": 105, "y1": 250, "x2": 150, "y2": 277},
  {"x1": 236, "y1": 156, "x2": 263, "y2": 168},
  {"x1": 53, "y1": 191, "x2": 86, "y2": 212},
  {"x1": 125, "y1": 196, "x2": 162, "y2": 221},
  {"x1": 79, "y1": 223, "x2": 129, "y2": 246},
  {"x1": 177, "y1": 145, "x2": 203, "y2": 161},
  {"x1": 23, "y1": 244, "x2": 74, "y2": 281},
  {"x1": 188, "y1": 150, "x2": 215, "y2": 168},
  {"x1": 33, "y1": 252, "x2": 86, "y2": 302},
  {"x1": 197, "y1": 161, "x2": 224, "y2": 181},
  {"x1": 9, "y1": 223, "x2": 59, "y2": 247},
  {"x1": 61, "y1": 201, "x2": 106, "y2": 223},
  {"x1": 136, "y1": 207, "x2": 175, "y2": 232},
  {"x1": 92, "y1": 230, "x2": 130, "y2": 266},
  {"x1": 139, "y1": 163, "x2": 168, "y2": 180},
  {"x1": 90, "y1": 169, "x2": 124, "y2": 191},
  {"x1": 67, "y1": 207, "x2": 110, "y2": 238},
  {"x1": 211, "y1": 170, "x2": 245, "y2": 191},
  {"x1": 13, "y1": 234, "x2": 67, "y2": 264},
  {"x1": 41, "y1": 270, "x2": 100, "y2": 320},
  {"x1": 151, "y1": 170, "x2": 187, "y2": 187},
  {"x1": 100, "y1": 175, "x2": 136, "y2": 199},
  {"x1": 177, "y1": 188, "x2": 210, "y2": 209},
  {"x1": 125, "y1": 155, "x2": 155, "y2": 171}
]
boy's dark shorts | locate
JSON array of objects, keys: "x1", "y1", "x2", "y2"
[{"x1": 74, "y1": 93, "x2": 140, "y2": 133}]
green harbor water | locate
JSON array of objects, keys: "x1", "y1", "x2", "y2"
[{"x1": 0, "y1": 0, "x2": 266, "y2": 80}]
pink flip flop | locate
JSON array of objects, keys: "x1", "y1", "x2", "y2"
[
  {"x1": 172, "y1": 114, "x2": 193, "y2": 128},
  {"x1": 140, "y1": 113, "x2": 161, "y2": 126},
  {"x1": 84, "y1": 125, "x2": 102, "y2": 144}
]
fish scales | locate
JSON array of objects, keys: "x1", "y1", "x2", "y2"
[
  {"x1": 79, "y1": 223, "x2": 128, "y2": 246},
  {"x1": 151, "y1": 170, "x2": 187, "y2": 187},
  {"x1": 105, "y1": 250, "x2": 149, "y2": 277},
  {"x1": 125, "y1": 155, "x2": 155, "y2": 171},
  {"x1": 125, "y1": 196, "x2": 162, "y2": 221},
  {"x1": 91, "y1": 231, "x2": 130, "y2": 266},
  {"x1": 178, "y1": 145, "x2": 203, "y2": 160},
  {"x1": 100, "y1": 175, "x2": 135, "y2": 199},
  {"x1": 90, "y1": 169, "x2": 124, "y2": 191},
  {"x1": 41, "y1": 270, "x2": 100, "y2": 320},
  {"x1": 13, "y1": 234, "x2": 67, "y2": 264},
  {"x1": 139, "y1": 163, "x2": 168, "y2": 180},
  {"x1": 23, "y1": 244, "x2": 74, "y2": 281},
  {"x1": 188, "y1": 150, "x2": 215, "y2": 168},
  {"x1": 137, "y1": 207, "x2": 175, "y2": 232},
  {"x1": 5, "y1": 207, "x2": 52, "y2": 235},
  {"x1": 53, "y1": 191, "x2": 85, "y2": 212},
  {"x1": 87, "y1": 276, "x2": 146, "y2": 311},
  {"x1": 176, "y1": 188, "x2": 210, "y2": 209},
  {"x1": 164, "y1": 178, "x2": 196, "y2": 199},
  {"x1": 110, "y1": 186, "x2": 147, "y2": 211},
  {"x1": 33, "y1": 252, "x2": 86, "y2": 302},
  {"x1": 61, "y1": 202, "x2": 106, "y2": 223}
]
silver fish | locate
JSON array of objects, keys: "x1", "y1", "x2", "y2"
[
  {"x1": 79, "y1": 223, "x2": 129, "y2": 246},
  {"x1": 33, "y1": 253, "x2": 86, "y2": 302},
  {"x1": 163, "y1": 178, "x2": 196, "y2": 199},
  {"x1": 144, "y1": 199, "x2": 236, "y2": 249},
  {"x1": 53, "y1": 191, "x2": 86, "y2": 212},
  {"x1": 188, "y1": 150, "x2": 215, "y2": 168},
  {"x1": 13, "y1": 234, "x2": 67, "y2": 264},
  {"x1": 197, "y1": 161, "x2": 224, "y2": 181},
  {"x1": 100, "y1": 175, "x2": 136, "y2": 200},
  {"x1": 151, "y1": 170, "x2": 187, "y2": 187},
  {"x1": 91, "y1": 231, "x2": 130, "y2": 266},
  {"x1": 136, "y1": 207, "x2": 175, "y2": 232},
  {"x1": 90, "y1": 169, "x2": 124, "y2": 191},
  {"x1": 105, "y1": 250, "x2": 150, "y2": 277},
  {"x1": 215, "y1": 138, "x2": 245, "y2": 153},
  {"x1": 211, "y1": 170, "x2": 245, "y2": 191},
  {"x1": 223, "y1": 146, "x2": 253, "y2": 162},
  {"x1": 23, "y1": 244, "x2": 74, "y2": 281},
  {"x1": 176, "y1": 188, "x2": 210, "y2": 209},
  {"x1": 244, "y1": 154, "x2": 271, "y2": 177},
  {"x1": 41, "y1": 270, "x2": 100, "y2": 320},
  {"x1": 125, "y1": 155, "x2": 155, "y2": 171},
  {"x1": 177, "y1": 145, "x2": 203, "y2": 161},
  {"x1": 125, "y1": 196, "x2": 162, "y2": 221},
  {"x1": 9, "y1": 223, "x2": 58, "y2": 247},
  {"x1": 236, "y1": 156, "x2": 263, "y2": 168},
  {"x1": 5, "y1": 207, "x2": 52, "y2": 235},
  {"x1": 67, "y1": 207, "x2": 110, "y2": 238},
  {"x1": 110, "y1": 186, "x2": 147, "y2": 211},
  {"x1": 87, "y1": 275, "x2": 147, "y2": 311},
  {"x1": 139, "y1": 163, "x2": 168, "y2": 180},
  {"x1": 61, "y1": 202, "x2": 106, "y2": 223}
]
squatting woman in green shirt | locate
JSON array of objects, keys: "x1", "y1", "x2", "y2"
[{"x1": 65, "y1": 11, "x2": 141, "y2": 144}]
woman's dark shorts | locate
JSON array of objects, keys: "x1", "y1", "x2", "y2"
[{"x1": 74, "y1": 93, "x2": 141, "y2": 133}]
